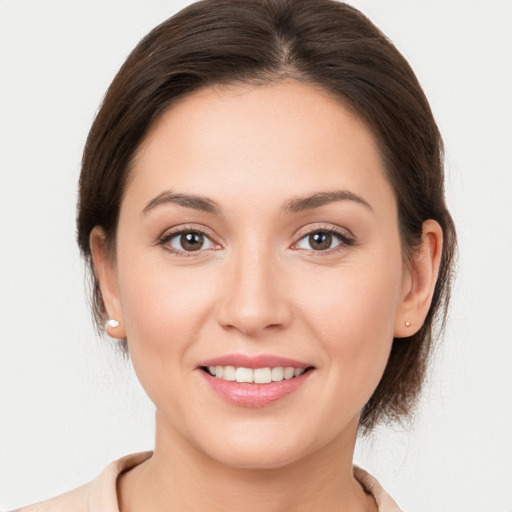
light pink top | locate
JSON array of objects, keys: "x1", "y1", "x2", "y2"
[{"x1": 14, "y1": 452, "x2": 403, "y2": 512}]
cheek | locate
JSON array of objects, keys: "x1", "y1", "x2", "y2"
[
  {"x1": 295, "y1": 253, "x2": 403, "y2": 402},
  {"x1": 114, "y1": 243, "x2": 221, "y2": 400},
  {"x1": 118, "y1": 261, "x2": 216, "y2": 352},
  {"x1": 114, "y1": 262, "x2": 225, "y2": 439}
]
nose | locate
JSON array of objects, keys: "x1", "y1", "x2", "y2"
[{"x1": 216, "y1": 242, "x2": 293, "y2": 338}]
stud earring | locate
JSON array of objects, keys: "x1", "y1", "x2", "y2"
[
  {"x1": 405, "y1": 321, "x2": 411, "y2": 327},
  {"x1": 107, "y1": 319, "x2": 120, "y2": 328}
]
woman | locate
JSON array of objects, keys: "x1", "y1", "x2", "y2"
[{"x1": 11, "y1": 0, "x2": 456, "y2": 510}]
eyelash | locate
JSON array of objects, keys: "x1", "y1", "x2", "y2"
[
  {"x1": 157, "y1": 225, "x2": 354, "y2": 257},
  {"x1": 157, "y1": 225, "x2": 219, "y2": 258},
  {"x1": 292, "y1": 226, "x2": 355, "y2": 255}
]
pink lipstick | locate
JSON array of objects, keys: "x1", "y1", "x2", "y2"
[{"x1": 197, "y1": 354, "x2": 314, "y2": 408}]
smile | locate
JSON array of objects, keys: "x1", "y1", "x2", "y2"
[
  {"x1": 198, "y1": 356, "x2": 315, "y2": 407},
  {"x1": 205, "y1": 365, "x2": 307, "y2": 383}
]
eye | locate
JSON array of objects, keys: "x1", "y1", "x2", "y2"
[
  {"x1": 165, "y1": 231, "x2": 216, "y2": 253},
  {"x1": 295, "y1": 230, "x2": 349, "y2": 251}
]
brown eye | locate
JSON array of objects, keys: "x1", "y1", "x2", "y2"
[
  {"x1": 296, "y1": 230, "x2": 347, "y2": 252},
  {"x1": 180, "y1": 232, "x2": 204, "y2": 251},
  {"x1": 167, "y1": 231, "x2": 214, "y2": 252},
  {"x1": 309, "y1": 232, "x2": 332, "y2": 251}
]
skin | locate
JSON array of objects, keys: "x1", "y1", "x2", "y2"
[{"x1": 91, "y1": 81, "x2": 442, "y2": 511}]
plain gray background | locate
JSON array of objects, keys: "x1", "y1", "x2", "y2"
[{"x1": 1, "y1": 1, "x2": 511, "y2": 510}]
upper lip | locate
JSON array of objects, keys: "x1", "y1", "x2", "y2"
[{"x1": 197, "y1": 354, "x2": 312, "y2": 369}]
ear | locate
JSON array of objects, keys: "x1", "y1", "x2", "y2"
[
  {"x1": 89, "y1": 227, "x2": 126, "y2": 339},
  {"x1": 395, "y1": 219, "x2": 443, "y2": 338}
]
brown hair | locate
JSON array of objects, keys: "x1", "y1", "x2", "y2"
[{"x1": 77, "y1": 0, "x2": 456, "y2": 432}]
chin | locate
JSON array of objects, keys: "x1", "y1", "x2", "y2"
[
  {"x1": 215, "y1": 447, "x2": 305, "y2": 470},
  {"x1": 196, "y1": 428, "x2": 317, "y2": 471}
]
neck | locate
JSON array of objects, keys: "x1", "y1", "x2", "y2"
[{"x1": 118, "y1": 411, "x2": 376, "y2": 512}]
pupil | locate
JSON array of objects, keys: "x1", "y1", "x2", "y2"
[
  {"x1": 181, "y1": 232, "x2": 203, "y2": 251},
  {"x1": 310, "y1": 232, "x2": 332, "y2": 250}
]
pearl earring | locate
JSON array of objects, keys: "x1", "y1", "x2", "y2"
[
  {"x1": 108, "y1": 319, "x2": 120, "y2": 328},
  {"x1": 405, "y1": 321, "x2": 411, "y2": 327}
]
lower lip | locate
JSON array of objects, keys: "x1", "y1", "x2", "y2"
[{"x1": 199, "y1": 370, "x2": 313, "y2": 408}]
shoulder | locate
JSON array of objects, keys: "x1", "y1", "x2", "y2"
[
  {"x1": 11, "y1": 452, "x2": 153, "y2": 512},
  {"x1": 11, "y1": 482, "x2": 91, "y2": 512},
  {"x1": 353, "y1": 466, "x2": 404, "y2": 512}
]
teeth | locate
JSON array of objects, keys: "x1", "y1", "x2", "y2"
[
  {"x1": 206, "y1": 365, "x2": 308, "y2": 383},
  {"x1": 271, "y1": 367, "x2": 284, "y2": 381},
  {"x1": 223, "y1": 365, "x2": 236, "y2": 381},
  {"x1": 283, "y1": 367, "x2": 295, "y2": 380},
  {"x1": 235, "y1": 367, "x2": 253, "y2": 383},
  {"x1": 253, "y1": 368, "x2": 272, "y2": 384}
]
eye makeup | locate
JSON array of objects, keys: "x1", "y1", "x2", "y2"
[{"x1": 155, "y1": 221, "x2": 356, "y2": 259}]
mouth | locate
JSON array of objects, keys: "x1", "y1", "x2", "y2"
[
  {"x1": 197, "y1": 356, "x2": 316, "y2": 407},
  {"x1": 200, "y1": 365, "x2": 314, "y2": 384}
]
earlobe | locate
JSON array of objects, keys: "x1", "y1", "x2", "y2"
[
  {"x1": 395, "y1": 220, "x2": 443, "y2": 338},
  {"x1": 89, "y1": 227, "x2": 126, "y2": 339}
]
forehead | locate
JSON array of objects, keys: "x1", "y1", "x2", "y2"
[{"x1": 125, "y1": 80, "x2": 395, "y2": 216}]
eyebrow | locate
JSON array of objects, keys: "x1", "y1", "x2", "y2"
[
  {"x1": 141, "y1": 189, "x2": 372, "y2": 216},
  {"x1": 282, "y1": 190, "x2": 373, "y2": 214},
  {"x1": 142, "y1": 191, "x2": 221, "y2": 216}
]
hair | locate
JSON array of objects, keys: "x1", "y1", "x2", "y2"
[{"x1": 77, "y1": 0, "x2": 456, "y2": 432}]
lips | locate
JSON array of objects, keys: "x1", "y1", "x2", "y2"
[
  {"x1": 198, "y1": 354, "x2": 311, "y2": 369},
  {"x1": 197, "y1": 355, "x2": 315, "y2": 407}
]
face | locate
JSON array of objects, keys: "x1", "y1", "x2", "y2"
[{"x1": 99, "y1": 81, "x2": 412, "y2": 469}]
